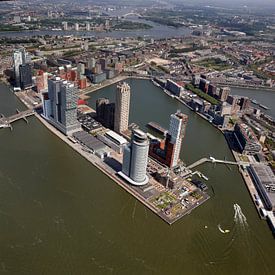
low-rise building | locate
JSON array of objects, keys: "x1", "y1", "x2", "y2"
[{"x1": 248, "y1": 164, "x2": 275, "y2": 211}]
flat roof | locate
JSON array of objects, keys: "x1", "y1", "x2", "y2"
[
  {"x1": 73, "y1": 131, "x2": 109, "y2": 153},
  {"x1": 106, "y1": 130, "x2": 127, "y2": 145},
  {"x1": 251, "y1": 164, "x2": 275, "y2": 205}
]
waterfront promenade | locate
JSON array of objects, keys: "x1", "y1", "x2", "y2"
[{"x1": 35, "y1": 113, "x2": 209, "y2": 225}]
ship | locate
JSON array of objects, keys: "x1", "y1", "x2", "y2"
[
  {"x1": 151, "y1": 79, "x2": 161, "y2": 88},
  {"x1": 259, "y1": 104, "x2": 270, "y2": 110}
]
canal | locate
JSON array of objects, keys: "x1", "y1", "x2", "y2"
[{"x1": 0, "y1": 80, "x2": 274, "y2": 274}]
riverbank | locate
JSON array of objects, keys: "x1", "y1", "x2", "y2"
[{"x1": 215, "y1": 82, "x2": 275, "y2": 92}]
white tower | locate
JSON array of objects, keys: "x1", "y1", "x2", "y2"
[
  {"x1": 119, "y1": 129, "x2": 149, "y2": 186},
  {"x1": 169, "y1": 111, "x2": 188, "y2": 167}
]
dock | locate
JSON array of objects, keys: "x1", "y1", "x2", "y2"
[
  {"x1": 0, "y1": 109, "x2": 35, "y2": 130},
  {"x1": 147, "y1": 121, "x2": 168, "y2": 136}
]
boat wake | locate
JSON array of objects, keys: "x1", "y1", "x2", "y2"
[
  {"x1": 233, "y1": 203, "x2": 248, "y2": 227},
  {"x1": 218, "y1": 224, "x2": 230, "y2": 234}
]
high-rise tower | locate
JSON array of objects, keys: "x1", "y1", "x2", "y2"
[
  {"x1": 114, "y1": 82, "x2": 130, "y2": 133},
  {"x1": 13, "y1": 48, "x2": 27, "y2": 87},
  {"x1": 168, "y1": 111, "x2": 188, "y2": 167},
  {"x1": 119, "y1": 129, "x2": 149, "y2": 186},
  {"x1": 43, "y1": 77, "x2": 81, "y2": 135}
]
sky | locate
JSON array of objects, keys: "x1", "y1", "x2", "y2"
[{"x1": 173, "y1": 0, "x2": 275, "y2": 7}]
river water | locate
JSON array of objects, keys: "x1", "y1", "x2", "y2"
[
  {"x1": 231, "y1": 87, "x2": 275, "y2": 118},
  {"x1": 0, "y1": 19, "x2": 190, "y2": 39},
  {"x1": 0, "y1": 80, "x2": 275, "y2": 274}
]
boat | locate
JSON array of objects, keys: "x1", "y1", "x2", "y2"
[
  {"x1": 251, "y1": 99, "x2": 258, "y2": 105},
  {"x1": 259, "y1": 104, "x2": 270, "y2": 110},
  {"x1": 151, "y1": 79, "x2": 161, "y2": 88},
  {"x1": 218, "y1": 224, "x2": 230, "y2": 234}
]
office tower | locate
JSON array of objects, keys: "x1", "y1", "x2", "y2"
[
  {"x1": 168, "y1": 112, "x2": 188, "y2": 167},
  {"x1": 99, "y1": 58, "x2": 108, "y2": 70},
  {"x1": 219, "y1": 87, "x2": 230, "y2": 102},
  {"x1": 94, "y1": 63, "x2": 102, "y2": 74},
  {"x1": 114, "y1": 82, "x2": 130, "y2": 133},
  {"x1": 119, "y1": 129, "x2": 149, "y2": 186},
  {"x1": 19, "y1": 63, "x2": 32, "y2": 90},
  {"x1": 226, "y1": 95, "x2": 240, "y2": 114},
  {"x1": 45, "y1": 77, "x2": 80, "y2": 135},
  {"x1": 36, "y1": 71, "x2": 48, "y2": 92},
  {"x1": 62, "y1": 21, "x2": 68, "y2": 31},
  {"x1": 77, "y1": 63, "x2": 85, "y2": 76},
  {"x1": 149, "y1": 112, "x2": 188, "y2": 168},
  {"x1": 166, "y1": 79, "x2": 182, "y2": 96},
  {"x1": 192, "y1": 74, "x2": 200, "y2": 86},
  {"x1": 208, "y1": 84, "x2": 217, "y2": 97},
  {"x1": 86, "y1": 22, "x2": 90, "y2": 31},
  {"x1": 88, "y1": 57, "x2": 96, "y2": 70},
  {"x1": 96, "y1": 98, "x2": 115, "y2": 129},
  {"x1": 239, "y1": 97, "x2": 251, "y2": 111},
  {"x1": 75, "y1": 23, "x2": 79, "y2": 31},
  {"x1": 13, "y1": 48, "x2": 27, "y2": 87},
  {"x1": 199, "y1": 78, "x2": 210, "y2": 93}
]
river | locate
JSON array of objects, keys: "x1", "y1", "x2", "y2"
[
  {"x1": 0, "y1": 19, "x2": 190, "y2": 39},
  {"x1": 231, "y1": 87, "x2": 275, "y2": 118},
  {"x1": 0, "y1": 80, "x2": 274, "y2": 274}
]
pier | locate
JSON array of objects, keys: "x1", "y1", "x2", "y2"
[
  {"x1": 187, "y1": 156, "x2": 245, "y2": 170},
  {"x1": 147, "y1": 121, "x2": 168, "y2": 136},
  {"x1": 0, "y1": 109, "x2": 35, "y2": 130}
]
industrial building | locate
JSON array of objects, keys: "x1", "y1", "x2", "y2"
[
  {"x1": 73, "y1": 131, "x2": 111, "y2": 159},
  {"x1": 248, "y1": 164, "x2": 275, "y2": 211},
  {"x1": 97, "y1": 130, "x2": 128, "y2": 154}
]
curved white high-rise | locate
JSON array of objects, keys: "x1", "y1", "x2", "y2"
[{"x1": 119, "y1": 129, "x2": 149, "y2": 186}]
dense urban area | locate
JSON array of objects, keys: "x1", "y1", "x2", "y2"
[{"x1": 0, "y1": 0, "x2": 275, "y2": 273}]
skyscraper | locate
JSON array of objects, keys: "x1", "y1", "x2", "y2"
[
  {"x1": 149, "y1": 112, "x2": 188, "y2": 168},
  {"x1": 88, "y1": 57, "x2": 96, "y2": 70},
  {"x1": 43, "y1": 77, "x2": 81, "y2": 135},
  {"x1": 119, "y1": 129, "x2": 149, "y2": 186},
  {"x1": 168, "y1": 112, "x2": 188, "y2": 167},
  {"x1": 19, "y1": 63, "x2": 32, "y2": 90},
  {"x1": 13, "y1": 48, "x2": 27, "y2": 87},
  {"x1": 114, "y1": 82, "x2": 130, "y2": 133},
  {"x1": 96, "y1": 98, "x2": 115, "y2": 130}
]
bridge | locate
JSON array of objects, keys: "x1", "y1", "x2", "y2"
[
  {"x1": 0, "y1": 109, "x2": 35, "y2": 130},
  {"x1": 187, "y1": 156, "x2": 246, "y2": 170},
  {"x1": 122, "y1": 12, "x2": 143, "y2": 18}
]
